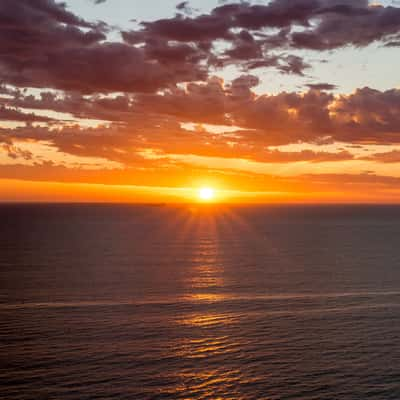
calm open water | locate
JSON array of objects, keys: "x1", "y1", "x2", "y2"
[{"x1": 1, "y1": 204, "x2": 400, "y2": 399}]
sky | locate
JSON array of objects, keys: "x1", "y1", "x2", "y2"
[{"x1": 1, "y1": 0, "x2": 400, "y2": 203}]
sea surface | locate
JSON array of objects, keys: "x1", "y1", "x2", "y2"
[{"x1": 1, "y1": 204, "x2": 400, "y2": 399}]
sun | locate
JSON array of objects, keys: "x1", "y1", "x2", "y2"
[{"x1": 198, "y1": 187, "x2": 215, "y2": 201}]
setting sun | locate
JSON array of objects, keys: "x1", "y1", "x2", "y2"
[{"x1": 198, "y1": 187, "x2": 215, "y2": 201}]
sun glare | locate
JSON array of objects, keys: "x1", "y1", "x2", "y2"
[{"x1": 198, "y1": 187, "x2": 215, "y2": 201}]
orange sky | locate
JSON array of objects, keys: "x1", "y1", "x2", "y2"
[
  {"x1": 1, "y1": 1, "x2": 400, "y2": 203},
  {"x1": 3, "y1": 177, "x2": 400, "y2": 204}
]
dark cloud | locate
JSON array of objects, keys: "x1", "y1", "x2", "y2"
[
  {"x1": 211, "y1": 1, "x2": 315, "y2": 30},
  {"x1": 2, "y1": 0, "x2": 398, "y2": 97},
  {"x1": 0, "y1": 0, "x2": 206, "y2": 93},
  {"x1": 277, "y1": 55, "x2": 311, "y2": 76},
  {"x1": 385, "y1": 39, "x2": 400, "y2": 47},
  {"x1": 0, "y1": 106, "x2": 54, "y2": 123},
  {"x1": 291, "y1": 1, "x2": 400, "y2": 50},
  {"x1": 306, "y1": 83, "x2": 338, "y2": 91},
  {"x1": 224, "y1": 30, "x2": 262, "y2": 60},
  {"x1": 126, "y1": 0, "x2": 400, "y2": 51},
  {"x1": 176, "y1": 2, "x2": 191, "y2": 13},
  {"x1": 120, "y1": 0, "x2": 400, "y2": 80},
  {"x1": 331, "y1": 87, "x2": 400, "y2": 143},
  {"x1": 1, "y1": 42, "x2": 205, "y2": 93}
]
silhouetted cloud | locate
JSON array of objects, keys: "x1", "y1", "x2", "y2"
[
  {"x1": 0, "y1": 106, "x2": 54, "y2": 123},
  {"x1": 2, "y1": 0, "x2": 398, "y2": 96},
  {"x1": 0, "y1": 0, "x2": 205, "y2": 93},
  {"x1": 306, "y1": 83, "x2": 338, "y2": 91},
  {"x1": 125, "y1": 0, "x2": 400, "y2": 50}
]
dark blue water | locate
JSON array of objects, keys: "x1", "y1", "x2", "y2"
[{"x1": 1, "y1": 204, "x2": 400, "y2": 399}]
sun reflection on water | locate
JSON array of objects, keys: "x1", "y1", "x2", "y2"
[
  {"x1": 177, "y1": 312, "x2": 240, "y2": 328},
  {"x1": 157, "y1": 206, "x2": 258, "y2": 399}
]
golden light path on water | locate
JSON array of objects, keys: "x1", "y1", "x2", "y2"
[{"x1": 159, "y1": 206, "x2": 259, "y2": 398}]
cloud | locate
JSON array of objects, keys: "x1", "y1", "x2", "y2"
[
  {"x1": 306, "y1": 83, "x2": 338, "y2": 91},
  {"x1": 360, "y1": 150, "x2": 400, "y2": 163},
  {"x1": 330, "y1": 87, "x2": 400, "y2": 143},
  {"x1": 2, "y1": 0, "x2": 399, "y2": 96},
  {"x1": 176, "y1": 2, "x2": 192, "y2": 13},
  {"x1": 1, "y1": 143, "x2": 33, "y2": 160},
  {"x1": 291, "y1": 2, "x2": 400, "y2": 50},
  {"x1": 0, "y1": 106, "x2": 54, "y2": 123},
  {"x1": 0, "y1": 0, "x2": 205, "y2": 93},
  {"x1": 125, "y1": 0, "x2": 400, "y2": 50},
  {"x1": 4, "y1": 81, "x2": 400, "y2": 156},
  {"x1": 120, "y1": 0, "x2": 400, "y2": 80},
  {"x1": 1, "y1": 0, "x2": 400, "y2": 197}
]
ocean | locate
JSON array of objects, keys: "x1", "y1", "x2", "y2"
[{"x1": 1, "y1": 204, "x2": 400, "y2": 399}]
